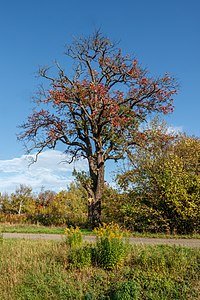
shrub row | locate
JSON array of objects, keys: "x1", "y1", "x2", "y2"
[{"x1": 0, "y1": 212, "x2": 87, "y2": 227}]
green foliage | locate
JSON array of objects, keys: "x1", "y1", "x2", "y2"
[
  {"x1": 137, "y1": 272, "x2": 190, "y2": 300},
  {"x1": 120, "y1": 199, "x2": 170, "y2": 233},
  {"x1": 156, "y1": 155, "x2": 200, "y2": 233},
  {"x1": 94, "y1": 223, "x2": 130, "y2": 270},
  {"x1": 0, "y1": 185, "x2": 35, "y2": 216},
  {"x1": 117, "y1": 121, "x2": 200, "y2": 234},
  {"x1": 33, "y1": 186, "x2": 87, "y2": 226},
  {"x1": 130, "y1": 245, "x2": 199, "y2": 274},
  {"x1": 64, "y1": 226, "x2": 83, "y2": 247},
  {"x1": 31, "y1": 213, "x2": 68, "y2": 226},
  {"x1": 11, "y1": 185, "x2": 35, "y2": 215},
  {"x1": 101, "y1": 185, "x2": 126, "y2": 224},
  {"x1": 53, "y1": 189, "x2": 87, "y2": 218}
]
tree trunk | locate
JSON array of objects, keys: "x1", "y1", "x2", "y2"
[
  {"x1": 88, "y1": 155, "x2": 105, "y2": 228},
  {"x1": 18, "y1": 200, "x2": 23, "y2": 215}
]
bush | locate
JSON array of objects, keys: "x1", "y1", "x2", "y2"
[
  {"x1": 93, "y1": 223, "x2": 130, "y2": 270},
  {"x1": 120, "y1": 201, "x2": 170, "y2": 233},
  {"x1": 0, "y1": 213, "x2": 28, "y2": 224},
  {"x1": 30, "y1": 212, "x2": 87, "y2": 227},
  {"x1": 31, "y1": 213, "x2": 69, "y2": 226}
]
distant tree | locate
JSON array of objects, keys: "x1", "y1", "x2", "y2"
[
  {"x1": 53, "y1": 188, "x2": 87, "y2": 224},
  {"x1": 36, "y1": 188, "x2": 56, "y2": 210},
  {"x1": 33, "y1": 185, "x2": 87, "y2": 226},
  {"x1": 10, "y1": 184, "x2": 34, "y2": 215},
  {"x1": 18, "y1": 31, "x2": 177, "y2": 227},
  {"x1": 0, "y1": 193, "x2": 11, "y2": 214}
]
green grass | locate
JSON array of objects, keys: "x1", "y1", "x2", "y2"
[
  {"x1": 0, "y1": 223, "x2": 200, "y2": 239},
  {"x1": 0, "y1": 239, "x2": 199, "y2": 299},
  {"x1": 0, "y1": 224, "x2": 92, "y2": 235},
  {"x1": 131, "y1": 231, "x2": 200, "y2": 239}
]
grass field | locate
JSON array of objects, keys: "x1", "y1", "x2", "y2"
[
  {"x1": 0, "y1": 238, "x2": 199, "y2": 299},
  {"x1": 0, "y1": 223, "x2": 200, "y2": 239}
]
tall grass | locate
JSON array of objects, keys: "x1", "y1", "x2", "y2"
[{"x1": 0, "y1": 239, "x2": 199, "y2": 299}]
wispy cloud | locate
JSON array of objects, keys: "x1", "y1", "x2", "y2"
[{"x1": 0, "y1": 150, "x2": 88, "y2": 194}]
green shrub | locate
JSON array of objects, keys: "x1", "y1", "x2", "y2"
[
  {"x1": 31, "y1": 212, "x2": 87, "y2": 227},
  {"x1": 64, "y1": 226, "x2": 83, "y2": 247},
  {"x1": 93, "y1": 223, "x2": 130, "y2": 270}
]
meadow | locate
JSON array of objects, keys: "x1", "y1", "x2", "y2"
[{"x1": 0, "y1": 237, "x2": 199, "y2": 300}]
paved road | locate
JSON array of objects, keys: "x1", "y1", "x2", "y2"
[{"x1": 2, "y1": 233, "x2": 200, "y2": 248}]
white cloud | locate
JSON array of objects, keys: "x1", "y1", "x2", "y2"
[
  {"x1": 0, "y1": 150, "x2": 88, "y2": 194},
  {"x1": 167, "y1": 125, "x2": 183, "y2": 134}
]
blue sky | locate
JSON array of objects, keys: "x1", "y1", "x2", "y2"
[{"x1": 0, "y1": 0, "x2": 199, "y2": 193}]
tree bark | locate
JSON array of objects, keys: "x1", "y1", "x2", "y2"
[
  {"x1": 88, "y1": 154, "x2": 105, "y2": 227},
  {"x1": 18, "y1": 200, "x2": 23, "y2": 215}
]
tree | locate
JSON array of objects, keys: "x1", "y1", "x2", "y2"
[
  {"x1": 117, "y1": 117, "x2": 177, "y2": 193},
  {"x1": 10, "y1": 184, "x2": 34, "y2": 215},
  {"x1": 36, "y1": 188, "x2": 56, "y2": 210},
  {"x1": 18, "y1": 31, "x2": 177, "y2": 227},
  {"x1": 117, "y1": 123, "x2": 200, "y2": 233},
  {"x1": 0, "y1": 193, "x2": 12, "y2": 214}
]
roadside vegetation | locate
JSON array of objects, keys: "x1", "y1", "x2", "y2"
[{"x1": 0, "y1": 225, "x2": 199, "y2": 300}]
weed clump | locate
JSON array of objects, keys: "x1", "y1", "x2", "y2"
[
  {"x1": 64, "y1": 226, "x2": 83, "y2": 248},
  {"x1": 93, "y1": 222, "x2": 130, "y2": 270}
]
